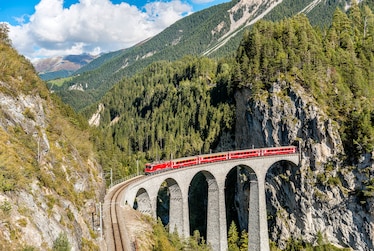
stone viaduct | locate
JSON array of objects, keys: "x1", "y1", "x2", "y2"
[{"x1": 121, "y1": 153, "x2": 300, "y2": 251}]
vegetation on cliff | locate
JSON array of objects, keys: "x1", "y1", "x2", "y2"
[
  {"x1": 0, "y1": 24, "x2": 103, "y2": 250},
  {"x1": 235, "y1": 2, "x2": 374, "y2": 160},
  {"x1": 233, "y1": 2, "x2": 374, "y2": 226},
  {"x1": 151, "y1": 219, "x2": 211, "y2": 251}
]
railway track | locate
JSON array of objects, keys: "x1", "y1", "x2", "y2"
[{"x1": 104, "y1": 175, "x2": 144, "y2": 251}]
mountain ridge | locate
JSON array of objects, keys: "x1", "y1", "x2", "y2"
[{"x1": 51, "y1": 0, "x2": 354, "y2": 111}]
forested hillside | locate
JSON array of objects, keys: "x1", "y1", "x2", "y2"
[
  {"x1": 52, "y1": 0, "x2": 360, "y2": 112},
  {"x1": 264, "y1": 0, "x2": 345, "y2": 27},
  {"x1": 88, "y1": 56, "x2": 235, "y2": 180},
  {"x1": 51, "y1": 0, "x2": 236, "y2": 111}
]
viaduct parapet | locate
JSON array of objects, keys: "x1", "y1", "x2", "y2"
[{"x1": 121, "y1": 153, "x2": 300, "y2": 251}]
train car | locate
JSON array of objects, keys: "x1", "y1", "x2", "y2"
[
  {"x1": 199, "y1": 152, "x2": 228, "y2": 164},
  {"x1": 172, "y1": 156, "x2": 199, "y2": 169},
  {"x1": 261, "y1": 146, "x2": 297, "y2": 156},
  {"x1": 145, "y1": 146, "x2": 297, "y2": 175},
  {"x1": 228, "y1": 149, "x2": 261, "y2": 159},
  {"x1": 145, "y1": 161, "x2": 171, "y2": 174}
]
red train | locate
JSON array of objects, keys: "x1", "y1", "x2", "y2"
[{"x1": 145, "y1": 146, "x2": 297, "y2": 174}]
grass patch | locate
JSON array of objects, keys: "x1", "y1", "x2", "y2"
[{"x1": 47, "y1": 77, "x2": 73, "y2": 88}]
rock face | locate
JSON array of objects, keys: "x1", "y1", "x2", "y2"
[
  {"x1": 0, "y1": 79, "x2": 105, "y2": 250},
  {"x1": 234, "y1": 81, "x2": 373, "y2": 250}
]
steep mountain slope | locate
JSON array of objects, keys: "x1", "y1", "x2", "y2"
[
  {"x1": 54, "y1": 0, "x2": 356, "y2": 111},
  {"x1": 0, "y1": 26, "x2": 104, "y2": 250}
]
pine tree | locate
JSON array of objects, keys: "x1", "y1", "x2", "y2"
[
  {"x1": 239, "y1": 229, "x2": 248, "y2": 251},
  {"x1": 228, "y1": 221, "x2": 239, "y2": 251}
]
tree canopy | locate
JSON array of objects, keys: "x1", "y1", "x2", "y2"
[
  {"x1": 88, "y1": 56, "x2": 235, "y2": 181},
  {"x1": 235, "y1": 3, "x2": 374, "y2": 160}
]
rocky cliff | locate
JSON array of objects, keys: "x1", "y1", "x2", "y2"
[
  {"x1": 234, "y1": 81, "x2": 374, "y2": 250},
  {"x1": 0, "y1": 41, "x2": 105, "y2": 250}
]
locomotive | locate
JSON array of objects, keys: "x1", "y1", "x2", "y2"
[{"x1": 145, "y1": 146, "x2": 297, "y2": 174}]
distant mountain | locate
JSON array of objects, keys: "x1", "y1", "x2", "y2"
[
  {"x1": 33, "y1": 53, "x2": 98, "y2": 80},
  {"x1": 53, "y1": 0, "x2": 353, "y2": 111}
]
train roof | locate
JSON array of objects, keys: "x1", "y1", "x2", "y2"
[{"x1": 147, "y1": 146, "x2": 297, "y2": 165}]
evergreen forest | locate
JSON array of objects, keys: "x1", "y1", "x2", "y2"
[
  {"x1": 88, "y1": 56, "x2": 236, "y2": 180},
  {"x1": 235, "y1": 4, "x2": 374, "y2": 159},
  {"x1": 50, "y1": 0, "x2": 237, "y2": 111}
]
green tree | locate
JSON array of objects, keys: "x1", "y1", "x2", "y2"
[
  {"x1": 152, "y1": 219, "x2": 176, "y2": 251},
  {"x1": 239, "y1": 229, "x2": 248, "y2": 251},
  {"x1": 186, "y1": 230, "x2": 210, "y2": 251},
  {"x1": 227, "y1": 221, "x2": 239, "y2": 251}
]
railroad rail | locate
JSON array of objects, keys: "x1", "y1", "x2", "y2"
[{"x1": 103, "y1": 175, "x2": 144, "y2": 251}]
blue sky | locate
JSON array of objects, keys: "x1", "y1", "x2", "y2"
[{"x1": 0, "y1": 0, "x2": 229, "y2": 60}]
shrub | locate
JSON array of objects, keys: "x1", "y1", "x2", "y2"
[
  {"x1": 22, "y1": 246, "x2": 36, "y2": 251},
  {"x1": 0, "y1": 200, "x2": 12, "y2": 214},
  {"x1": 23, "y1": 108, "x2": 35, "y2": 121},
  {"x1": 81, "y1": 238, "x2": 99, "y2": 251},
  {"x1": 52, "y1": 233, "x2": 71, "y2": 251},
  {"x1": 0, "y1": 173, "x2": 16, "y2": 192}
]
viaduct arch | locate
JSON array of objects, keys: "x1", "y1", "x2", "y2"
[{"x1": 122, "y1": 154, "x2": 299, "y2": 251}]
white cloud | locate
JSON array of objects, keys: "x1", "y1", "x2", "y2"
[{"x1": 8, "y1": 0, "x2": 192, "y2": 59}]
